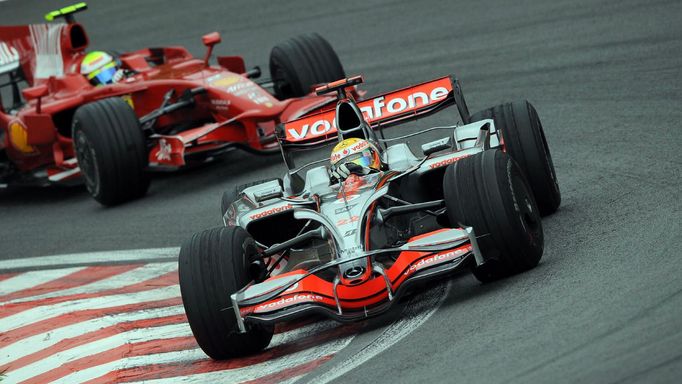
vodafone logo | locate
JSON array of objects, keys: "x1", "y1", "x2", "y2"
[
  {"x1": 286, "y1": 77, "x2": 453, "y2": 141},
  {"x1": 255, "y1": 293, "x2": 324, "y2": 312},
  {"x1": 249, "y1": 204, "x2": 293, "y2": 220},
  {"x1": 428, "y1": 154, "x2": 471, "y2": 169},
  {"x1": 403, "y1": 245, "x2": 471, "y2": 276}
]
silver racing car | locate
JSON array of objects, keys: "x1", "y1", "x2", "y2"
[{"x1": 178, "y1": 75, "x2": 561, "y2": 359}]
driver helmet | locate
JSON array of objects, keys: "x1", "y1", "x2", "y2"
[
  {"x1": 330, "y1": 138, "x2": 381, "y2": 171},
  {"x1": 80, "y1": 51, "x2": 117, "y2": 86}
]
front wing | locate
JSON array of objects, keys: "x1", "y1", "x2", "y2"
[{"x1": 233, "y1": 228, "x2": 481, "y2": 329}]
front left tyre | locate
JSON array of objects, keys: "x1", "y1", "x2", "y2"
[
  {"x1": 72, "y1": 97, "x2": 149, "y2": 206},
  {"x1": 179, "y1": 226, "x2": 274, "y2": 359}
]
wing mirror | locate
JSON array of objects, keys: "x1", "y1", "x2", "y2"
[
  {"x1": 22, "y1": 84, "x2": 49, "y2": 113},
  {"x1": 202, "y1": 32, "x2": 221, "y2": 67}
]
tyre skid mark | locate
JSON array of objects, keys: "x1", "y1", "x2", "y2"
[{"x1": 92, "y1": 322, "x2": 361, "y2": 383}]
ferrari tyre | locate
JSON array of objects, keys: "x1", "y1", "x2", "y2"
[
  {"x1": 471, "y1": 100, "x2": 560, "y2": 215},
  {"x1": 221, "y1": 178, "x2": 283, "y2": 219},
  {"x1": 72, "y1": 97, "x2": 149, "y2": 206},
  {"x1": 443, "y1": 149, "x2": 543, "y2": 283},
  {"x1": 269, "y1": 33, "x2": 345, "y2": 100},
  {"x1": 179, "y1": 226, "x2": 274, "y2": 360}
]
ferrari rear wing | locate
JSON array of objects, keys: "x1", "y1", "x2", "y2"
[{"x1": 277, "y1": 75, "x2": 471, "y2": 146}]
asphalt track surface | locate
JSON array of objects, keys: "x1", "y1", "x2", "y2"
[{"x1": 1, "y1": 0, "x2": 681, "y2": 383}]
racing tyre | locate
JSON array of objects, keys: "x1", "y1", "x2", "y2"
[
  {"x1": 72, "y1": 98, "x2": 149, "y2": 206},
  {"x1": 179, "y1": 226, "x2": 274, "y2": 359},
  {"x1": 443, "y1": 149, "x2": 543, "y2": 283},
  {"x1": 221, "y1": 178, "x2": 283, "y2": 219},
  {"x1": 269, "y1": 33, "x2": 345, "y2": 100},
  {"x1": 471, "y1": 100, "x2": 560, "y2": 215}
]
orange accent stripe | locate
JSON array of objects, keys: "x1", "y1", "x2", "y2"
[
  {"x1": 0, "y1": 270, "x2": 178, "y2": 319},
  {"x1": 0, "y1": 297, "x2": 183, "y2": 348},
  {"x1": 0, "y1": 264, "x2": 142, "y2": 304},
  {"x1": 23, "y1": 336, "x2": 197, "y2": 384},
  {"x1": 3, "y1": 313, "x2": 188, "y2": 373}
]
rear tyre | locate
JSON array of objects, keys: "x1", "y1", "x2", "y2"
[
  {"x1": 443, "y1": 149, "x2": 543, "y2": 283},
  {"x1": 471, "y1": 100, "x2": 560, "y2": 215},
  {"x1": 179, "y1": 226, "x2": 273, "y2": 360},
  {"x1": 269, "y1": 33, "x2": 345, "y2": 100},
  {"x1": 72, "y1": 97, "x2": 149, "y2": 206},
  {"x1": 221, "y1": 178, "x2": 284, "y2": 219}
]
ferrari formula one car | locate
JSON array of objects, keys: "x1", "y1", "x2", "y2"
[
  {"x1": 0, "y1": 3, "x2": 349, "y2": 205},
  {"x1": 179, "y1": 74, "x2": 561, "y2": 359}
]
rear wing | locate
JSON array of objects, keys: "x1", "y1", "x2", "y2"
[{"x1": 278, "y1": 75, "x2": 471, "y2": 145}]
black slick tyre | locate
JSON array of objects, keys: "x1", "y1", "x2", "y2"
[
  {"x1": 269, "y1": 33, "x2": 345, "y2": 100},
  {"x1": 179, "y1": 226, "x2": 273, "y2": 359},
  {"x1": 443, "y1": 149, "x2": 544, "y2": 283},
  {"x1": 72, "y1": 97, "x2": 149, "y2": 206},
  {"x1": 471, "y1": 100, "x2": 560, "y2": 215}
]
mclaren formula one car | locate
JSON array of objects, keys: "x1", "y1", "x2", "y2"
[
  {"x1": 179, "y1": 74, "x2": 561, "y2": 359},
  {"x1": 0, "y1": 3, "x2": 349, "y2": 205}
]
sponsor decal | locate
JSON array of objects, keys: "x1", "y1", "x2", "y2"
[
  {"x1": 403, "y1": 245, "x2": 471, "y2": 276},
  {"x1": 155, "y1": 138, "x2": 172, "y2": 161},
  {"x1": 343, "y1": 229, "x2": 357, "y2": 237},
  {"x1": 428, "y1": 154, "x2": 471, "y2": 169},
  {"x1": 331, "y1": 139, "x2": 369, "y2": 163},
  {"x1": 334, "y1": 204, "x2": 356, "y2": 214},
  {"x1": 249, "y1": 204, "x2": 293, "y2": 220},
  {"x1": 210, "y1": 99, "x2": 230, "y2": 111},
  {"x1": 254, "y1": 293, "x2": 324, "y2": 312},
  {"x1": 8, "y1": 120, "x2": 36, "y2": 154},
  {"x1": 211, "y1": 75, "x2": 241, "y2": 87},
  {"x1": 336, "y1": 215, "x2": 359, "y2": 226},
  {"x1": 285, "y1": 77, "x2": 452, "y2": 141}
]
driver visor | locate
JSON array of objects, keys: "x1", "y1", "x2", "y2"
[{"x1": 88, "y1": 62, "x2": 117, "y2": 86}]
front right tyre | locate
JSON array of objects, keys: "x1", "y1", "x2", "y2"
[{"x1": 443, "y1": 149, "x2": 544, "y2": 283}]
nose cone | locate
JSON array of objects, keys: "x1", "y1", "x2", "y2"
[{"x1": 340, "y1": 260, "x2": 373, "y2": 286}]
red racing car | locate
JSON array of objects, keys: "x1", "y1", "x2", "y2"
[
  {"x1": 179, "y1": 74, "x2": 561, "y2": 359},
  {"x1": 0, "y1": 3, "x2": 348, "y2": 205}
]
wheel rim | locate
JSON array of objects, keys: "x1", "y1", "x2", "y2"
[
  {"x1": 74, "y1": 129, "x2": 100, "y2": 196},
  {"x1": 511, "y1": 172, "x2": 542, "y2": 244},
  {"x1": 537, "y1": 117, "x2": 560, "y2": 193}
]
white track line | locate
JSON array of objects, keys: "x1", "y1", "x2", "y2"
[
  {"x1": 0, "y1": 285, "x2": 180, "y2": 333},
  {"x1": 306, "y1": 280, "x2": 451, "y2": 384},
  {"x1": 0, "y1": 247, "x2": 180, "y2": 270},
  {"x1": 6, "y1": 322, "x2": 193, "y2": 383},
  {"x1": 0, "y1": 305, "x2": 185, "y2": 366},
  {"x1": 4, "y1": 262, "x2": 177, "y2": 304},
  {"x1": 0, "y1": 266, "x2": 85, "y2": 296}
]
